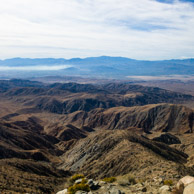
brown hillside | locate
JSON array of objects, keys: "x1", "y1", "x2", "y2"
[
  {"x1": 61, "y1": 103, "x2": 194, "y2": 134},
  {"x1": 0, "y1": 119, "x2": 62, "y2": 162},
  {"x1": 46, "y1": 123, "x2": 87, "y2": 141}
]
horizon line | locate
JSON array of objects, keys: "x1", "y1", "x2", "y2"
[{"x1": 0, "y1": 55, "x2": 194, "y2": 62}]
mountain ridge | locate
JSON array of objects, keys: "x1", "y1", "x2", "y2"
[
  {"x1": 1, "y1": 56, "x2": 194, "y2": 78},
  {"x1": 60, "y1": 103, "x2": 194, "y2": 134}
]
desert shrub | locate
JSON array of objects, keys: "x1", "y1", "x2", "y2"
[
  {"x1": 68, "y1": 183, "x2": 90, "y2": 194},
  {"x1": 70, "y1": 174, "x2": 85, "y2": 183},
  {"x1": 127, "y1": 174, "x2": 137, "y2": 185},
  {"x1": 163, "y1": 179, "x2": 173, "y2": 186},
  {"x1": 80, "y1": 178, "x2": 87, "y2": 184},
  {"x1": 102, "y1": 177, "x2": 116, "y2": 183}
]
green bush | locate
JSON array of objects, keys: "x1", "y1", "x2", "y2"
[
  {"x1": 102, "y1": 177, "x2": 116, "y2": 183},
  {"x1": 163, "y1": 179, "x2": 173, "y2": 186},
  {"x1": 68, "y1": 183, "x2": 90, "y2": 194},
  {"x1": 70, "y1": 174, "x2": 85, "y2": 183},
  {"x1": 80, "y1": 178, "x2": 87, "y2": 184}
]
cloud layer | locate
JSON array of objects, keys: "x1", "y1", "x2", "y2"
[
  {"x1": 0, "y1": 65, "x2": 71, "y2": 71},
  {"x1": 0, "y1": 0, "x2": 194, "y2": 60}
]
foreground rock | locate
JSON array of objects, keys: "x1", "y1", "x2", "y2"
[
  {"x1": 159, "y1": 185, "x2": 171, "y2": 194},
  {"x1": 56, "y1": 175, "x2": 178, "y2": 194},
  {"x1": 87, "y1": 179, "x2": 100, "y2": 190},
  {"x1": 56, "y1": 189, "x2": 67, "y2": 194},
  {"x1": 184, "y1": 182, "x2": 194, "y2": 194},
  {"x1": 176, "y1": 176, "x2": 194, "y2": 193}
]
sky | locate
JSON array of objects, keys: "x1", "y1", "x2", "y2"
[{"x1": 0, "y1": 0, "x2": 194, "y2": 60}]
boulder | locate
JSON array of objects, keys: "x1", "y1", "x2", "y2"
[
  {"x1": 177, "y1": 176, "x2": 194, "y2": 191},
  {"x1": 75, "y1": 191, "x2": 88, "y2": 194},
  {"x1": 75, "y1": 179, "x2": 83, "y2": 184},
  {"x1": 108, "y1": 188, "x2": 122, "y2": 194},
  {"x1": 99, "y1": 181, "x2": 106, "y2": 185},
  {"x1": 56, "y1": 189, "x2": 68, "y2": 194},
  {"x1": 87, "y1": 179, "x2": 100, "y2": 190},
  {"x1": 159, "y1": 185, "x2": 171, "y2": 194},
  {"x1": 87, "y1": 179, "x2": 94, "y2": 186},
  {"x1": 184, "y1": 183, "x2": 194, "y2": 194}
]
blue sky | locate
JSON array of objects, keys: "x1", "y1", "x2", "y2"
[{"x1": 0, "y1": 0, "x2": 194, "y2": 60}]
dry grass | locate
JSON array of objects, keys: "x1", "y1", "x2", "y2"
[{"x1": 102, "y1": 177, "x2": 117, "y2": 183}]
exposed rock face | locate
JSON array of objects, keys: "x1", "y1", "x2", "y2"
[
  {"x1": 62, "y1": 104, "x2": 193, "y2": 134},
  {"x1": 152, "y1": 133, "x2": 181, "y2": 145}
]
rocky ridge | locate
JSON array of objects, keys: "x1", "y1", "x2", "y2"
[{"x1": 60, "y1": 103, "x2": 193, "y2": 134}]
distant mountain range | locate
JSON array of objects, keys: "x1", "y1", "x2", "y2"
[{"x1": 0, "y1": 56, "x2": 194, "y2": 78}]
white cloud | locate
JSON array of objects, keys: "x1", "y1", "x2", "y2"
[
  {"x1": 0, "y1": 0, "x2": 194, "y2": 60},
  {"x1": 0, "y1": 64, "x2": 72, "y2": 71}
]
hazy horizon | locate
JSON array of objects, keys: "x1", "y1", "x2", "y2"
[{"x1": 0, "y1": 55, "x2": 194, "y2": 61}]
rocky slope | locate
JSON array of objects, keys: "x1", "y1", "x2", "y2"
[{"x1": 59, "y1": 130, "x2": 188, "y2": 179}]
